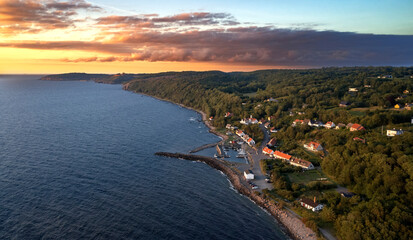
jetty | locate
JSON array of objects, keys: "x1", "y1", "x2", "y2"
[
  {"x1": 189, "y1": 142, "x2": 219, "y2": 153},
  {"x1": 155, "y1": 152, "x2": 317, "y2": 240}
]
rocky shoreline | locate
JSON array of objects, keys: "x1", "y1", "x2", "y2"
[{"x1": 155, "y1": 152, "x2": 317, "y2": 240}]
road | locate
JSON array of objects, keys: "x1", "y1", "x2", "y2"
[{"x1": 239, "y1": 124, "x2": 273, "y2": 191}]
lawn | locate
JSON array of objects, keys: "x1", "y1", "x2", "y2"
[
  {"x1": 243, "y1": 92, "x2": 257, "y2": 98},
  {"x1": 287, "y1": 169, "x2": 328, "y2": 185}
]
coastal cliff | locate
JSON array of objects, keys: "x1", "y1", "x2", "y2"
[{"x1": 155, "y1": 152, "x2": 317, "y2": 240}]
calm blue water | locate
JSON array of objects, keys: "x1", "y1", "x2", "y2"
[{"x1": 0, "y1": 77, "x2": 287, "y2": 239}]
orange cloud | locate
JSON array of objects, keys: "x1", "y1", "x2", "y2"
[{"x1": 0, "y1": 0, "x2": 100, "y2": 35}]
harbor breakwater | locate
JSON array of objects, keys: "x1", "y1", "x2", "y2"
[{"x1": 155, "y1": 152, "x2": 317, "y2": 240}]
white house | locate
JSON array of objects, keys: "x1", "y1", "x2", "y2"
[
  {"x1": 300, "y1": 198, "x2": 323, "y2": 212},
  {"x1": 308, "y1": 120, "x2": 323, "y2": 127},
  {"x1": 290, "y1": 158, "x2": 315, "y2": 170},
  {"x1": 244, "y1": 170, "x2": 254, "y2": 180},
  {"x1": 304, "y1": 142, "x2": 323, "y2": 152},
  {"x1": 240, "y1": 115, "x2": 258, "y2": 125},
  {"x1": 387, "y1": 129, "x2": 404, "y2": 137}
]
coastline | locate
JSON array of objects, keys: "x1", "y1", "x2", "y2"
[
  {"x1": 123, "y1": 86, "x2": 317, "y2": 240},
  {"x1": 155, "y1": 152, "x2": 317, "y2": 240}
]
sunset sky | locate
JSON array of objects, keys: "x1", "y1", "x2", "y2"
[{"x1": 1, "y1": 0, "x2": 412, "y2": 74}]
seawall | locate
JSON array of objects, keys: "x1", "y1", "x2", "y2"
[{"x1": 155, "y1": 152, "x2": 317, "y2": 240}]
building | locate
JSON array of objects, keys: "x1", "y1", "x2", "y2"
[
  {"x1": 267, "y1": 138, "x2": 277, "y2": 147},
  {"x1": 335, "y1": 123, "x2": 346, "y2": 129},
  {"x1": 270, "y1": 127, "x2": 278, "y2": 133},
  {"x1": 340, "y1": 192, "x2": 356, "y2": 198},
  {"x1": 405, "y1": 103, "x2": 413, "y2": 110},
  {"x1": 349, "y1": 88, "x2": 358, "y2": 92},
  {"x1": 404, "y1": 90, "x2": 410, "y2": 94},
  {"x1": 324, "y1": 121, "x2": 336, "y2": 129},
  {"x1": 262, "y1": 147, "x2": 274, "y2": 155},
  {"x1": 224, "y1": 112, "x2": 233, "y2": 118},
  {"x1": 244, "y1": 170, "x2": 254, "y2": 180},
  {"x1": 308, "y1": 120, "x2": 323, "y2": 127},
  {"x1": 265, "y1": 97, "x2": 279, "y2": 102},
  {"x1": 290, "y1": 158, "x2": 314, "y2": 170},
  {"x1": 236, "y1": 130, "x2": 245, "y2": 137},
  {"x1": 378, "y1": 75, "x2": 392, "y2": 79},
  {"x1": 247, "y1": 138, "x2": 255, "y2": 146},
  {"x1": 273, "y1": 151, "x2": 292, "y2": 161},
  {"x1": 209, "y1": 116, "x2": 214, "y2": 121},
  {"x1": 349, "y1": 123, "x2": 365, "y2": 131},
  {"x1": 240, "y1": 115, "x2": 259, "y2": 125},
  {"x1": 292, "y1": 119, "x2": 310, "y2": 127},
  {"x1": 304, "y1": 142, "x2": 323, "y2": 152},
  {"x1": 300, "y1": 198, "x2": 323, "y2": 212},
  {"x1": 339, "y1": 101, "x2": 350, "y2": 107},
  {"x1": 264, "y1": 122, "x2": 271, "y2": 129},
  {"x1": 387, "y1": 129, "x2": 404, "y2": 137},
  {"x1": 394, "y1": 104, "x2": 402, "y2": 109}
]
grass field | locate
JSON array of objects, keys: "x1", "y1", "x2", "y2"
[
  {"x1": 287, "y1": 169, "x2": 328, "y2": 185},
  {"x1": 243, "y1": 92, "x2": 257, "y2": 98}
]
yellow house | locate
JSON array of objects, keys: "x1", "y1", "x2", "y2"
[{"x1": 394, "y1": 104, "x2": 402, "y2": 109}]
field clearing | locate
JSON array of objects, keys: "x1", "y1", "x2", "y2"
[{"x1": 287, "y1": 169, "x2": 328, "y2": 185}]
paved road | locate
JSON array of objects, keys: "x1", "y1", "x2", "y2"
[{"x1": 242, "y1": 124, "x2": 273, "y2": 191}]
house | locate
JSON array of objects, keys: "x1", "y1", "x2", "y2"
[
  {"x1": 262, "y1": 147, "x2": 274, "y2": 155},
  {"x1": 209, "y1": 116, "x2": 214, "y2": 121},
  {"x1": 226, "y1": 124, "x2": 232, "y2": 129},
  {"x1": 300, "y1": 197, "x2": 323, "y2": 211},
  {"x1": 349, "y1": 123, "x2": 365, "y2": 131},
  {"x1": 224, "y1": 112, "x2": 233, "y2": 118},
  {"x1": 378, "y1": 75, "x2": 392, "y2": 79},
  {"x1": 394, "y1": 104, "x2": 402, "y2": 109},
  {"x1": 290, "y1": 158, "x2": 314, "y2": 170},
  {"x1": 265, "y1": 97, "x2": 279, "y2": 103},
  {"x1": 292, "y1": 119, "x2": 304, "y2": 126},
  {"x1": 258, "y1": 119, "x2": 267, "y2": 124},
  {"x1": 335, "y1": 123, "x2": 346, "y2": 129},
  {"x1": 403, "y1": 90, "x2": 410, "y2": 94},
  {"x1": 324, "y1": 121, "x2": 336, "y2": 129},
  {"x1": 304, "y1": 142, "x2": 323, "y2": 152},
  {"x1": 270, "y1": 127, "x2": 278, "y2": 133},
  {"x1": 240, "y1": 115, "x2": 259, "y2": 125},
  {"x1": 364, "y1": 85, "x2": 372, "y2": 88},
  {"x1": 339, "y1": 101, "x2": 350, "y2": 107},
  {"x1": 273, "y1": 151, "x2": 292, "y2": 161},
  {"x1": 353, "y1": 137, "x2": 366, "y2": 143},
  {"x1": 292, "y1": 119, "x2": 310, "y2": 126},
  {"x1": 247, "y1": 138, "x2": 255, "y2": 146},
  {"x1": 349, "y1": 88, "x2": 358, "y2": 92},
  {"x1": 264, "y1": 122, "x2": 271, "y2": 129},
  {"x1": 340, "y1": 192, "x2": 356, "y2": 198},
  {"x1": 387, "y1": 129, "x2": 404, "y2": 137},
  {"x1": 405, "y1": 103, "x2": 413, "y2": 110},
  {"x1": 267, "y1": 138, "x2": 277, "y2": 147},
  {"x1": 308, "y1": 120, "x2": 323, "y2": 127},
  {"x1": 236, "y1": 130, "x2": 245, "y2": 137},
  {"x1": 244, "y1": 170, "x2": 254, "y2": 180}
]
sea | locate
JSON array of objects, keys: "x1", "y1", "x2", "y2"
[{"x1": 0, "y1": 76, "x2": 287, "y2": 239}]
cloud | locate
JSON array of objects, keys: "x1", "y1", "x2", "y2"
[
  {"x1": 0, "y1": 4, "x2": 412, "y2": 67},
  {"x1": 0, "y1": 0, "x2": 101, "y2": 35}
]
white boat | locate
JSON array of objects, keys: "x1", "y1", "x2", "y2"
[{"x1": 237, "y1": 149, "x2": 247, "y2": 158}]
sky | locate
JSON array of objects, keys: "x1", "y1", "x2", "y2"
[{"x1": 0, "y1": 0, "x2": 412, "y2": 74}]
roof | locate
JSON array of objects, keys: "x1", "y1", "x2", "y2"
[
  {"x1": 300, "y1": 198, "x2": 320, "y2": 208},
  {"x1": 268, "y1": 138, "x2": 277, "y2": 145},
  {"x1": 326, "y1": 121, "x2": 334, "y2": 125},
  {"x1": 307, "y1": 141, "x2": 320, "y2": 149},
  {"x1": 263, "y1": 147, "x2": 274, "y2": 155},
  {"x1": 291, "y1": 158, "x2": 313, "y2": 168},
  {"x1": 247, "y1": 138, "x2": 254, "y2": 143},
  {"x1": 351, "y1": 123, "x2": 365, "y2": 130},
  {"x1": 273, "y1": 151, "x2": 292, "y2": 160}
]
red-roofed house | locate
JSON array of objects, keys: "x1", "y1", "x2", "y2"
[
  {"x1": 324, "y1": 121, "x2": 336, "y2": 129},
  {"x1": 273, "y1": 151, "x2": 292, "y2": 161},
  {"x1": 304, "y1": 142, "x2": 323, "y2": 152},
  {"x1": 350, "y1": 123, "x2": 365, "y2": 131},
  {"x1": 247, "y1": 138, "x2": 255, "y2": 146},
  {"x1": 262, "y1": 147, "x2": 274, "y2": 155}
]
